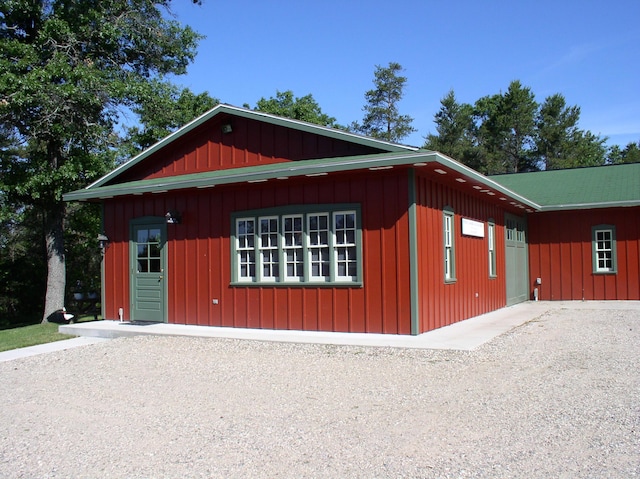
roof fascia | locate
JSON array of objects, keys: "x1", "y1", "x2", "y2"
[
  {"x1": 539, "y1": 200, "x2": 640, "y2": 211},
  {"x1": 88, "y1": 104, "x2": 418, "y2": 189},
  {"x1": 64, "y1": 150, "x2": 540, "y2": 210}
]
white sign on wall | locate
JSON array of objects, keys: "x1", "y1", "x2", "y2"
[{"x1": 461, "y1": 218, "x2": 485, "y2": 238}]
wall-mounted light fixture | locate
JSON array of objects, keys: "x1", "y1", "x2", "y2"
[
  {"x1": 165, "y1": 210, "x2": 182, "y2": 224},
  {"x1": 97, "y1": 234, "x2": 109, "y2": 253},
  {"x1": 221, "y1": 122, "x2": 233, "y2": 134}
]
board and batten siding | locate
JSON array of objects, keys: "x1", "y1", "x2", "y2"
[
  {"x1": 528, "y1": 206, "x2": 640, "y2": 300},
  {"x1": 101, "y1": 170, "x2": 414, "y2": 334},
  {"x1": 114, "y1": 115, "x2": 385, "y2": 184},
  {"x1": 414, "y1": 173, "x2": 508, "y2": 333}
]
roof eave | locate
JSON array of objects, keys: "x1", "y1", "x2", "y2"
[
  {"x1": 539, "y1": 200, "x2": 640, "y2": 211},
  {"x1": 64, "y1": 151, "x2": 541, "y2": 209}
]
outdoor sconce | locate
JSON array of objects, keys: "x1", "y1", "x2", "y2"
[
  {"x1": 97, "y1": 234, "x2": 109, "y2": 253},
  {"x1": 221, "y1": 122, "x2": 233, "y2": 134},
  {"x1": 165, "y1": 210, "x2": 182, "y2": 224}
]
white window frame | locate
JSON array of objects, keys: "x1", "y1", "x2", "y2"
[
  {"x1": 488, "y1": 220, "x2": 497, "y2": 278},
  {"x1": 443, "y1": 207, "x2": 456, "y2": 282},
  {"x1": 236, "y1": 218, "x2": 256, "y2": 281},
  {"x1": 282, "y1": 214, "x2": 304, "y2": 282},
  {"x1": 307, "y1": 213, "x2": 331, "y2": 281},
  {"x1": 232, "y1": 206, "x2": 361, "y2": 285},
  {"x1": 592, "y1": 225, "x2": 617, "y2": 274},
  {"x1": 258, "y1": 216, "x2": 279, "y2": 282}
]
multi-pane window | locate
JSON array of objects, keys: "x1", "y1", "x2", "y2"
[
  {"x1": 259, "y1": 217, "x2": 279, "y2": 281},
  {"x1": 488, "y1": 221, "x2": 497, "y2": 277},
  {"x1": 592, "y1": 225, "x2": 617, "y2": 273},
  {"x1": 283, "y1": 215, "x2": 304, "y2": 281},
  {"x1": 236, "y1": 219, "x2": 256, "y2": 279},
  {"x1": 308, "y1": 213, "x2": 330, "y2": 280},
  {"x1": 334, "y1": 212, "x2": 357, "y2": 280},
  {"x1": 233, "y1": 207, "x2": 361, "y2": 285},
  {"x1": 443, "y1": 208, "x2": 456, "y2": 282},
  {"x1": 136, "y1": 228, "x2": 162, "y2": 273}
]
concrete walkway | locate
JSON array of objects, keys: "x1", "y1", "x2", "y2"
[
  {"x1": 0, "y1": 336, "x2": 110, "y2": 362},
  {"x1": 56, "y1": 300, "x2": 551, "y2": 350},
  {"x1": 2, "y1": 301, "x2": 636, "y2": 363}
]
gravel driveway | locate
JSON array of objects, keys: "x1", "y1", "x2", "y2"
[{"x1": 0, "y1": 305, "x2": 638, "y2": 478}]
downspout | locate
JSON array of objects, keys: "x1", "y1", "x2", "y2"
[{"x1": 408, "y1": 169, "x2": 420, "y2": 335}]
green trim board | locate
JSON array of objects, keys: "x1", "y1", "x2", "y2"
[
  {"x1": 407, "y1": 169, "x2": 420, "y2": 335},
  {"x1": 88, "y1": 104, "x2": 418, "y2": 190},
  {"x1": 64, "y1": 150, "x2": 540, "y2": 210},
  {"x1": 491, "y1": 163, "x2": 640, "y2": 211}
]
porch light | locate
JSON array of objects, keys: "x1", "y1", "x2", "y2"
[
  {"x1": 165, "y1": 210, "x2": 182, "y2": 224},
  {"x1": 97, "y1": 234, "x2": 109, "y2": 253},
  {"x1": 221, "y1": 123, "x2": 233, "y2": 134}
]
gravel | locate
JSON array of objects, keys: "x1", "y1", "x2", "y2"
[{"x1": 0, "y1": 306, "x2": 638, "y2": 478}]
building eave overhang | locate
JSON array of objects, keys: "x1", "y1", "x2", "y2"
[
  {"x1": 88, "y1": 104, "x2": 419, "y2": 190},
  {"x1": 538, "y1": 200, "x2": 640, "y2": 212},
  {"x1": 64, "y1": 151, "x2": 541, "y2": 210}
]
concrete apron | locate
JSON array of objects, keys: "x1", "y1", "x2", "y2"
[
  {"x1": 2, "y1": 301, "x2": 637, "y2": 363},
  {"x1": 59, "y1": 301, "x2": 638, "y2": 350}
]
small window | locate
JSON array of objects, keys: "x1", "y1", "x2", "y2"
[
  {"x1": 488, "y1": 220, "x2": 497, "y2": 278},
  {"x1": 592, "y1": 225, "x2": 617, "y2": 273},
  {"x1": 443, "y1": 207, "x2": 456, "y2": 282}
]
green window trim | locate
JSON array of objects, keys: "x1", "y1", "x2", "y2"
[
  {"x1": 488, "y1": 219, "x2": 497, "y2": 278},
  {"x1": 231, "y1": 204, "x2": 363, "y2": 287},
  {"x1": 591, "y1": 225, "x2": 617, "y2": 274},
  {"x1": 443, "y1": 206, "x2": 456, "y2": 283}
]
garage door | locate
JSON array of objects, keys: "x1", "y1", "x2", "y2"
[{"x1": 505, "y1": 213, "x2": 529, "y2": 305}]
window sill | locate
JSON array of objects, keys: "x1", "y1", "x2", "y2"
[{"x1": 231, "y1": 281, "x2": 363, "y2": 288}]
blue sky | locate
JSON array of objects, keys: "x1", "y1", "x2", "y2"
[{"x1": 168, "y1": 0, "x2": 640, "y2": 149}]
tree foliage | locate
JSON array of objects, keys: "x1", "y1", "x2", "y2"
[
  {"x1": 119, "y1": 82, "x2": 219, "y2": 160},
  {"x1": 351, "y1": 62, "x2": 416, "y2": 143},
  {"x1": 248, "y1": 90, "x2": 338, "y2": 127},
  {"x1": 0, "y1": 0, "x2": 202, "y2": 322},
  {"x1": 424, "y1": 80, "x2": 613, "y2": 174}
]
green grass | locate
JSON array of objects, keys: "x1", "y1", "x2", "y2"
[
  {"x1": 0, "y1": 314, "x2": 101, "y2": 353},
  {"x1": 0, "y1": 322, "x2": 76, "y2": 352}
]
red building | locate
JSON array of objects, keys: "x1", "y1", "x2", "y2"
[{"x1": 64, "y1": 105, "x2": 640, "y2": 334}]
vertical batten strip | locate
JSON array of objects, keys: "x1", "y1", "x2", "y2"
[{"x1": 408, "y1": 169, "x2": 420, "y2": 335}]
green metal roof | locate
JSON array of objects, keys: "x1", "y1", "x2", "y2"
[
  {"x1": 491, "y1": 163, "x2": 640, "y2": 210},
  {"x1": 88, "y1": 104, "x2": 418, "y2": 190},
  {"x1": 64, "y1": 150, "x2": 540, "y2": 209}
]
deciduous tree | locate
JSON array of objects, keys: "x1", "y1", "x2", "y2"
[
  {"x1": 249, "y1": 90, "x2": 337, "y2": 127},
  {"x1": 0, "y1": 0, "x2": 202, "y2": 322}
]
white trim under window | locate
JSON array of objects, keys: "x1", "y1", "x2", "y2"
[{"x1": 232, "y1": 205, "x2": 362, "y2": 286}]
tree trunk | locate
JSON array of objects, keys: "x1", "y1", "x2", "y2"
[{"x1": 41, "y1": 202, "x2": 66, "y2": 323}]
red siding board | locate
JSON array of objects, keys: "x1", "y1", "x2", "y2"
[
  {"x1": 528, "y1": 207, "x2": 640, "y2": 301},
  {"x1": 414, "y1": 172, "x2": 508, "y2": 333}
]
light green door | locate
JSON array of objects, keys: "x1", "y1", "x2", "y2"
[
  {"x1": 131, "y1": 220, "x2": 167, "y2": 322},
  {"x1": 505, "y1": 213, "x2": 529, "y2": 306}
]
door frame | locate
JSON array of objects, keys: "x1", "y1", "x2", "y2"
[{"x1": 129, "y1": 216, "x2": 168, "y2": 323}]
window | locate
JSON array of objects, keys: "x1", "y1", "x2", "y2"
[
  {"x1": 259, "y1": 217, "x2": 279, "y2": 281},
  {"x1": 443, "y1": 207, "x2": 456, "y2": 282},
  {"x1": 592, "y1": 225, "x2": 617, "y2": 273},
  {"x1": 488, "y1": 220, "x2": 497, "y2": 277},
  {"x1": 232, "y1": 206, "x2": 361, "y2": 285},
  {"x1": 236, "y1": 219, "x2": 255, "y2": 279}
]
